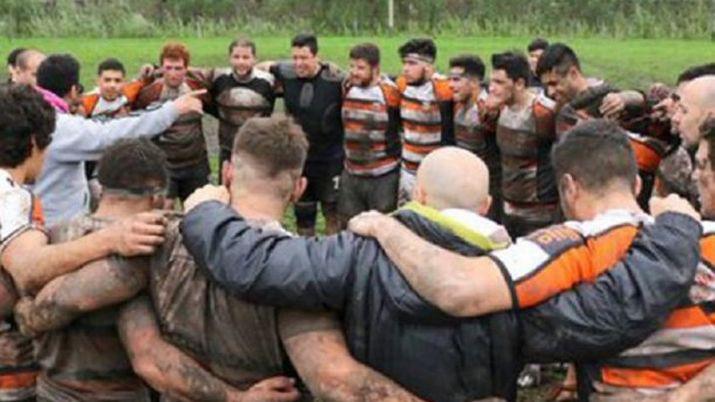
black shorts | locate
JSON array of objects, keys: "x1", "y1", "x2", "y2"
[
  {"x1": 167, "y1": 161, "x2": 210, "y2": 201},
  {"x1": 294, "y1": 161, "x2": 343, "y2": 229},
  {"x1": 338, "y1": 169, "x2": 399, "y2": 221},
  {"x1": 300, "y1": 161, "x2": 342, "y2": 205}
]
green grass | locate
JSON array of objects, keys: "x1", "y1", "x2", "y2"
[{"x1": 3, "y1": 36, "x2": 714, "y2": 89}]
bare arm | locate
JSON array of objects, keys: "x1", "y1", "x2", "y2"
[
  {"x1": 14, "y1": 256, "x2": 149, "y2": 336},
  {"x1": 349, "y1": 213, "x2": 512, "y2": 317},
  {"x1": 118, "y1": 296, "x2": 300, "y2": 402},
  {"x1": 1, "y1": 211, "x2": 165, "y2": 295},
  {"x1": 279, "y1": 310, "x2": 423, "y2": 402},
  {"x1": 659, "y1": 363, "x2": 715, "y2": 402}
]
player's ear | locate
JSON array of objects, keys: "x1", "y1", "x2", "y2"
[{"x1": 291, "y1": 177, "x2": 308, "y2": 203}]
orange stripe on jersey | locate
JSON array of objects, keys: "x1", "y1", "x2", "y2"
[
  {"x1": 602, "y1": 359, "x2": 714, "y2": 388},
  {"x1": 403, "y1": 120, "x2": 441, "y2": 134},
  {"x1": 343, "y1": 100, "x2": 387, "y2": 112},
  {"x1": 80, "y1": 94, "x2": 100, "y2": 117},
  {"x1": 433, "y1": 79, "x2": 453, "y2": 102},
  {"x1": 630, "y1": 139, "x2": 662, "y2": 173},
  {"x1": 403, "y1": 142, "x2": 440, "y2": 155},
  {"x1": 663, "y1": 306, "x2": 712, "y2": 329},
  {"x1": 381, "y1": 83, "x2": 401, "y2": 107},
  {"x1": 122, "y1": 80, "x2": 145, "y2": 103},
  {"x1": 0, "y1": 371, "x2": 37, "y2": 389},
  {"x1": 516, "y1": 225, "x2": 639, "y2": 308},
  {"x1": 345, "y1": 142, "x2": 387, "y2": 152},
  {"x1": 401, "y1": 98, "x2": 440, "y2": 113},
  {"x1": 700, "y1": 235, "x2": 715, "y2": 267},
  {"x1": 31, "y1": 196, "x2": 45, "y2": 227}
]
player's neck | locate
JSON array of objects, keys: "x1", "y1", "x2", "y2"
[
  {"x1": 2, "y1": 165, "x2": 27, "y2": 185},
  {"x1": 573, "y1": 74, "x2": 590, "y2": 95},
  {"x1": 577, "y1": 190, "x2": 642, "y2": 221},
  {"x1": 512, "y1": 88, "x2": 533, "y2": 109},
  {"x1": 94, "y1": 198, "x2": 152, "y2": 219},
  {"x1": 231, "y1": 193, "x2": 285, "y2": 223}
]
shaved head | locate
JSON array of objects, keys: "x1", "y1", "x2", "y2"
[
  {"x1": 414, "y1": 147, "x2": 491, "y2": 212},
  {"x1": 674, "y1": 75, "x2": 715, "y2": 147}
]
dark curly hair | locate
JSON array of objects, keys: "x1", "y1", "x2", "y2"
[
  {"x1": 97, "y1": 138, "x2": 168, "y2": 195},
  {"x1": 0, "y1": 84, "x2": 56, "y2": 168}
]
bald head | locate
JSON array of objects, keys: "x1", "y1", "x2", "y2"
[
  {"x1": 674, "y1": 75, "x2": 715, "y2": 147},
  {"x1": 684, "y1": 76, "x2": 715, "y2": 107},
  {"x1": 415, "y1": 147, "x2": 491, "y2": 212}
]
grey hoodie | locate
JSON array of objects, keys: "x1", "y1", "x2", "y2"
[{"x1": 33, "y1": 103, "x2": 180, "y2": 225}]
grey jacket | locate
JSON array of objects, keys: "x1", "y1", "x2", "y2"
[{"x1": 33, "y1": 103, "x2": 179, "y2": 224}]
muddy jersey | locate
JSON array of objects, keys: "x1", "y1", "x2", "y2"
[
  {"x1": 199, "y1": 68, "x2": 276, "y2": 152},
  {"x1": 0, "y1": 169, "x2": 42, "y2": 401},
  {"x1": 271, "y1": 62, "x2": 345, "y2": 164},
  {"x1": 555, "y1": 81, "x2": 675, "y2": 176},
  {"x1": 341, "y1": 77, "x2": 401, "y2": 176},
  {"x1": 149, "y1": 218, "x2": 288, "y2": 389},
  {"x1": 495, "y1": 93, "x2": 558, "y2": 221},
  {"x1": 579, "y1": 221, "x2": 715, "y2": 396},
  {"x1": 34, "y1": 215, "x2": 150, "y2": 402},
  {"x1": 396, "y1": 75, "x2": 454, "y2": 174},
  {"x1": 133, "y1": 77, "x2": 210, "y2": 169}
]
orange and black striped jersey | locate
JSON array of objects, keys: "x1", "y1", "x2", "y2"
[
  {"x1": 80, "y1": 79, "x2": 146, "y2": 119},
  {"x1": 583, "y1": 221, "x2": 715, "y2": 395},
  {"x1": 496, "y1": 92, "x2": 558, "y2": 221},
  {"x1": 342, "y1": 78, "x2": 401, "y2": 177},
  {"x1": 489, "y1": 209, "x2": 649, "y2": 309},
  {"x1": 396, "y1": 75, "x2": 455, "y2": 174}
]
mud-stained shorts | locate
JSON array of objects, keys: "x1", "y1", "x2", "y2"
[{"x1": 338, "y1": 169, "x2": 399, "y2": 221}]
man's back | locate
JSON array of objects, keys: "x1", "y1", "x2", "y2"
[
  {"x1": 35, "y1": 215, "x2": 150, "y2": 402},
  {"x1": 149, "y1": 218, "x2": 287, "y2": 388}
]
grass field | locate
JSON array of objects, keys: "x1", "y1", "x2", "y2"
[{"x1": 3, "y1": 36, "x2": 714, "y2": 89}]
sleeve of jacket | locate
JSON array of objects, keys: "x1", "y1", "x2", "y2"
[
  {"x1": 50, "y1": 102, "x2": 179, "y2": 162},
  {"x1": 519, "y1": 212, "x2": 702, "y2": 363},
  {"x1": 180, "y1": 201, "x2": 360, "y2": 311}
]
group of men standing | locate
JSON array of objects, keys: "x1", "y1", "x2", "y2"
[{"x1": 1, "y1": 33, "x2": 715, "y2": 402}]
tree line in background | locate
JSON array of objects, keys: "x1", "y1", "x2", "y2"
[{"x1": 1, "y1": 0, "x2": 714, "y2": 39}]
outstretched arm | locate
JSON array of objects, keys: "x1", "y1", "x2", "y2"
[
  {"x1": 180, "y1": 199, "x2": 365, "y2": 311},
  {"x1": 279, "y1": 310, "x2": 423, "y2": 402},
  {"x1": 520, "y1": 210, "x2": 702, "y2": 363},
  {"x1": 348, "y1": 211, "x2": 512, "y2": 317},
  {"x1": 14, "y1": 256, "x2": 149, "y2": 336},
  {"x1": 2, "y1": 211, "x2": 165, "y2": 295},
  {"x1": 348, "y1": 195, "x2": 701, "y2": 318},
  {"x1": 118, "y1": 295, "x2": 300, "y2": 402}
]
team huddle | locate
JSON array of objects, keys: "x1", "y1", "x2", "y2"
[{"x1": 1, "y1": 33, "x2": 715, "y2": 402}]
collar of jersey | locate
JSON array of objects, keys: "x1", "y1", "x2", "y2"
[{"x1": 397, "y1": 201, "x2": 510, "y2": 251}]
